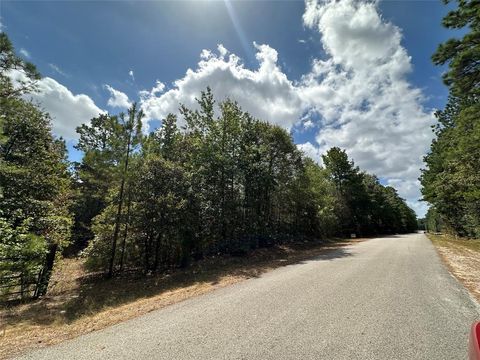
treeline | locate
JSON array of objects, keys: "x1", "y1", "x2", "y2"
[
  {"x1": 421, "y1": 0, "x2": 480, "y2": 239},
  {"x1": 0, "y1": 33, "x2": 416, "y2": 296},
  {"x1": 77, "y1": 89, "x2": 417, "y2": 276}
]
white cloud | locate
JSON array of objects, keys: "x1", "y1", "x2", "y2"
[
  {"x1": 33, "y1": 78, "x2": 104, "y2": 139},
  {"x1": 387, "y1": 178, "x2": 422, "y2": 200},
  {"x1": 9, "y1": 70, "x2": 104, "y2": 139},
  {"x1": 129, "y1": 70, "x2": 135, "y2": 81},
  {"x1": 303, "y1": 119, "x2": 315, "y2": 129},
  {"x1": 19, "y1": 48, "x2": 30, "y2": 59},
  {"x1": 104, "y1": 84, "x2": 131, "y2": 109},
  {"x1": 139, "y1": 80, "x2": 165, "y2": 100},
  {"x1": 139, "y1": 43, "x2": 303, "y2": 128},
  {"x1": 298, "y1": 0, "x2": 435, "y2": 216},
  {"x1": 297, "y1": 142, "x2": 323, "y2": 163},
  {"x1": 407, "y1": 200, "x2": 429, "y2": 219},
  {"x1": 19, "y1": 79, "x2": 103, "y2": 140}
]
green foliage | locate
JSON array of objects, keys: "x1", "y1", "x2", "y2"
[
  {"x1": 424, "y1": 207, "x2": 445, "y2": 233},
  {"x1": 84, "y1": 201, "x2": 117, "y2": 271},
  {"x1": 0, "y1": 33, "x2": 73, "y2": 299},
  {"x1": 323, "y1": 147, "x2": 368, "y2": 234},
  {"x1": 299, "y1": 158, "x2": 340, "y2": 237},
  {"x1": 321, "y1": 148, "x2": 417, "y2": 236},
  {"x1": 0, "y1": 33, "x2": 40, "y2": 99},
  {"x1": 71, "y1": 114, "x2": 126, "y2": 251},
  {"x1": 76, "y1": 104, "x2": 145, "y2": 276},
  {"x1": 80, "y1": 89, "x2": 417, "y2": 275},
  {"x1": 422, "y1": 1, "x2": 480, "y2": 238},
  {"x1": 432, "y1": 0, "x2": 480, "y2": 97},
  {"x1": 0, "y1": 216, "x2": 47, "y2": 297}
]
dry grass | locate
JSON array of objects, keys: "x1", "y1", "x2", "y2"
[
  {"x1": 428, "y1": 233, "x2": 480, "y2": 302},
  {"x1": 0, "y1": 238, "x2": 360, "y2": 359}
]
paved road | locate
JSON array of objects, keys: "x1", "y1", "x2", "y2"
[{"x1": 18, "y1": 233, "x2": 480, "y2": 360}]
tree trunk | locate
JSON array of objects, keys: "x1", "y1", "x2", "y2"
[
  {"x1": 153, "y1": 231, "x2": 162, "y2": 272},
  {"x1": 34, "y1": 243, "x2": 58, "y2": 298},
  {"x1": 144, "y1": 231, "x2": 152, "y2": 273},
  {"x1": 119, "y1": 189, "x2": 132, "y2": 272},
  {"x1": 108, "y1": 125, "x2": 133, "y2": 278}
]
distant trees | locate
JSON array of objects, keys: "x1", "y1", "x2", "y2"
[
  {"x1": 323, "y1": 147, "x2": 368, "y2": 235},
  {"x1": 323, "y1": 148, "x2": 417, "y2": 236},
  {"x1": 81, "y1": 90, "x2": 417, "y2": 275},
  {"x1": 0, "y1": 33, "x2": 73, "y2": 298},
  {"x1": 421, "y1": 0, "x2": 480, "y2": 238}
]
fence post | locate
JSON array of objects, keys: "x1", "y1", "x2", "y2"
[{"x1": 35, "y1": 243, "x2": 58, "y2": 297}]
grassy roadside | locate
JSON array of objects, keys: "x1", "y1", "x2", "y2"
[
  {"x1": 428, "y1": 233, "x2": 480, "y2": 303},
  {"x1": 0, "y1": 238, "x2": 360, "y2": 359}
]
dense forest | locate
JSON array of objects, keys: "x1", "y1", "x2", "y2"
[
  {"x1": 421, "y1": 0, "x2": 480, "y2": 239},
  {"x1": 0, "y1": 32, "x2": 416, "y2": 298}
]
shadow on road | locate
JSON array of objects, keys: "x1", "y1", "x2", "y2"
[
  {"x1": 1, "y1": 238, "x2": 358, "y2": 329},
  {"x1": 311, "y1": 247, "x2": 353, "y2": 261}
]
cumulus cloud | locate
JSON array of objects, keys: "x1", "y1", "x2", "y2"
[
  {"x1": 33, "y1": 78, "x2": 104, "y2": 139},
  {"x1": 139, "y1": 43, "x2": 304, "y2": 128},
  {"x1": 9, "y1": 70, "x2": 104, "y2": 139},
  {"x1": 298, "y1": 0, "x2": 435, "y2": 216},
  {"x1": 104, "y1": 84, "x2": 131, "y2": 109},
  {"x1": 139, "y1": 80, "x2": 165, "y2": 100}
]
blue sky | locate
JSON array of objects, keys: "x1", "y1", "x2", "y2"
[
  {"x1": 4, "y1": 1, "x2": 452, "y2": 107},
  {"x1": 0, "y1": 0, "x2": 461, "y2": 216}
]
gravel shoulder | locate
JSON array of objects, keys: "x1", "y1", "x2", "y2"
[{"x1": 429, "y1": 233, "x2": 480, "y2": 303}]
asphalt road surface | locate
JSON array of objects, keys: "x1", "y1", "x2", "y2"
[{"x1": 18, "y1": 233, "x2": 480, "y2": 360}]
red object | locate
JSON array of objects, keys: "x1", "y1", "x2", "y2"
[{"x1": 469, "y1": 322, "x2": 480, "y2": 360}]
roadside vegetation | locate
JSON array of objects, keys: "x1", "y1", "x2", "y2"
[
  {"x1": 419, "y1": 1, "x2": 479, "y2": 308},
  {"x1": 421, "y1": 1, "x2": 479, "y2": 296},
  {"x1": 421, "y1": 0, "x2": 480, "y2": 239}
]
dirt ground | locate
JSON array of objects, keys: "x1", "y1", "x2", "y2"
[
  {"x1": 429, "y1": 233, "x2": 480, "y2": 303},
  {"x1": 0, "y1": 238, "x2": 361, "y2": 359}
]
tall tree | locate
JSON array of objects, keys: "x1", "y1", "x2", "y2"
[
  {"x1": 0, "y1": 33, "x2": 73, "y2": 298},
  {"x1": 72, "y1": 114, "x2": 121, "y2": 251},
  {"x1": 432, "y1": 0, "x2": 480, "y2": 97},
  {"x1": 108, "y1": 104, "x2": 144, "y2": 277},
  {"x1": 422, "y1": 0, "x2": 480, "y2": 238}
]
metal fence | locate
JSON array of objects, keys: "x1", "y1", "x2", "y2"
[
  {"x1": 0, "y1": 273, "x2": 40, "y2": 301},
  {"x1": 0, "y1": 257, "x2": 45, "y2": 302}
]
